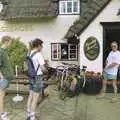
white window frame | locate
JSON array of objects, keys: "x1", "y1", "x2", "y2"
[
  {"x1": 51, "y1": 43, "x2": 78, "y2": 61},
  {"x1": 59, "y1": 0, "x2": 80, "y2": 15}
]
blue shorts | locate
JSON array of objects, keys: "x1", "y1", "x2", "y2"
[
  {"x1": 29, "y1": 76, "x2": 43, "y2": 93},
  {"x1": 103, "y1": 71, "x2": 117, "y2": 80},
  {"x1": 0, "y1": 79, "x2": 9, "y2": 91}
]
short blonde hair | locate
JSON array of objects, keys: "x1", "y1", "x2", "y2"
[
  {"x1": 111, "y1": 41, "x2": 118, "y2": 46},
  {"x1": 1, "y1": 36, "x2": 12, "y2": 44}
]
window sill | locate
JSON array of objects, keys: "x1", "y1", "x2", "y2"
[
  {"x1": 51, "y1": 59, "x2": 78, "y2": 61},
  {"x1": 59, "y1": 13, "x2": 80, "y2": 15}
]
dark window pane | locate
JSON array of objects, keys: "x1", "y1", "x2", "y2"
[
  {"x1": 52, "y1": 44, "x2": 58, "y2": 59},
  {"x1": 70, "y1": 45, "x2": 76, "y2": 49},
  {"x1": 61, "y1": 44, "x2": 68, "y2": 59},
  {"x1": 70, "y1": 55, "x2": 76, "y2": 58},
  {"x1": 61, "y1": 2, "x2": 66, "y2": 13},
  {"x1": 67, "y1": 2, "x2": 72, "y2": 13},
  {"x1": 73, "y1": 1, "x2": 78, "y2": 12}
]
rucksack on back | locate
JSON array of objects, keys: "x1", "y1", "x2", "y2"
[{"x1": 27, "y1": 52, "x2": 39, "y2": 78}]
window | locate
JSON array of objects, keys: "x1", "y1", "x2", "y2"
[
  {"x1": 59, "y1": 0, "x2": 80, "y2": 14},
  {"x1": 0, "y1": 2, "x2": 3, "y2": 12},
  {"x1": 51, "y1": 43, "x2": 78, "y2": 61}
]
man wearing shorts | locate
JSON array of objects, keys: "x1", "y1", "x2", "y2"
[
  {"x1": 0, "y1": 36, "x2": 14, "y2": 120},
  {"x1": 100, "y1": 41, "x2": 120, "y2": 98},
  {"x1": 27, "y1": 38, "x2": 46, "y2": 120}
]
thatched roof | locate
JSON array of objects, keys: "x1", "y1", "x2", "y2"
[
  {"x1": 0, "y1": 0, "x2": 58, "y2": 20},
  {"x1": 65, "y1": 0, "x2": 112, "y2": 39}
]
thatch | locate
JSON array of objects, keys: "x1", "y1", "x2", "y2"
[
  {"x1": 65, "y1": 0, "x2": 112, "y2": 38},
  {"x1": 0, "y1": 0, "x2": 58, "y2": 20}
]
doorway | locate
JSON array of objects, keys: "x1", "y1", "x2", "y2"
[{"x1": 101, "y1": 22, "x2": 120, "y2": 67}]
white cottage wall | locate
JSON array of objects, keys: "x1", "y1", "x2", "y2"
[
  {"x1": 0, "y1": 15, "x2": 79, "y2": 67},
  {"x1": 80, "y1": 0, "x2": 120, "y2": 73}
]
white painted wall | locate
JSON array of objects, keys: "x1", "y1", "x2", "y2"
[
  {"x1": 80, "y1": 0, "x2": 120, "y2": 73},
  {"x1": 0, "y1": 15, "x2": 79, "y2": 67}
]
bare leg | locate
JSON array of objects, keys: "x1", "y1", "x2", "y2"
[
  {"x1": 98, "y1": 80, "x2": 107, "y2": 97},
  {"x1": 27, "y1": 90, "x2": 34, "y2": 110},
  {"x1": 99, "y1": 70, "x2": 108, "y2": 97},
  {"x1": 102, "y1": 80, "x2": 107, "y2": 93},
  {"x1": 0, "y1": 90, "x2": 5, "y2": 113},
  {"x1": 44, "y1": 87, "x2": 49, "y2": 97},
  {"x1": 0, "y1": 90, "x2": 9, "y2": 120},
  {"x1": 31, "y1": 92, "x2": 40, "y2": 112},
  {"x1": 29, "y1": 92, "x2": 40, "y2": 120},
  {"x1": 112, "y1": 80, "x2": 118, "y2": 96}
]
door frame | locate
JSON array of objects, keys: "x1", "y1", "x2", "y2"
[{"x1": 100, "y1": 22, "x2": 120, "y2": 68}]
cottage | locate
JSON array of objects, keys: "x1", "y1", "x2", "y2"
[
  {"x1": 0, "y1": 0, "x2": 119, "y2": 72},
  {"x1": 0, "y1": 0, "x2": 88, "y2": 67},
  {"x1": 65, "y1": 0, "x2": 120, "y2": 73}
]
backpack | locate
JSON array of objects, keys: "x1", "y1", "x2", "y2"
[{"x1": 27, "y1": 51, "x2": 40, "y2": 78}]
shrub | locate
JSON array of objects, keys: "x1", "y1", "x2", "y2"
[{"x1": 8, "y1": 37, "x2": 28, "y2": 74}]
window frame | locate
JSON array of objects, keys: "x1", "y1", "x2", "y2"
[
  {"x1": 51, "y1": 43, "x2": 78, "y2": 61},
  {"x1": 59, "y1": 0, "x2": 80, "y2": 15}
]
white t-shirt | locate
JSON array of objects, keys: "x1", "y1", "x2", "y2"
[
  {"x1": 30, "y1": 50, "x2": 45, "y2": 75},
  {"x1": 106, "y1": 50, "x2": 120, "y2": 75}
]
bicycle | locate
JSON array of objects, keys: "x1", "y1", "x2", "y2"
[{"x1": 56, "y1": 62, "x2": 80, "y2": 99}]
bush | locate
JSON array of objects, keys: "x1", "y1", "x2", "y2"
[{"x1": 8, "y1": 37, "x2": 28, "y2": 74}]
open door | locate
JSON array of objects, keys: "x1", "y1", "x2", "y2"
[{"x1": 101, "y1": 22, "x2": 120, "y2": 67}]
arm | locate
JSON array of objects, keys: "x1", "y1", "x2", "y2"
[
  {"x1": 38, "y1": 53, "x2": 48, "y2": 73},
  {"x1": 0, "y1": 50, "x2": 4, "y2": 79},
  {"x1": 104, "y1": 60, "x2": 108, "y2": 69},
  {"x1": 40, "y1": 65, "x2": 48, "y2": 73},
  {"x1": 105, "y1": 54, "x2": 120, "y2": 69},
  {"x1": 0, "y1": 71, "x2": 4, "y2": 79},
  {"x1": 106, "y1": 63, "x2": 119, "y2": 69}
]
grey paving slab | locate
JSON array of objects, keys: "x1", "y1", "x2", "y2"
[{"x1": 3, "y1": 85, "x2": 120, "y2": 120}]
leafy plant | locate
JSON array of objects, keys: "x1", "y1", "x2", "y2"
[{"x1": 8, "y1": 37, "x2": 28, "y2": 74}]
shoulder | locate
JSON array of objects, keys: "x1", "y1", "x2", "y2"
[
  {"x1": 108, "y1": 51, "x2": 112, "y2": 56},
  {"x1": 0, "y1": 48, "x2": 6, "y2": 56},
  {"x1": 34, "y1": 52, "x2": 44, "y2": 60},
  {"x1": 115, "y1": 51, "x2": 120, "y2": 55},
  {"x1": 36, "y1": 52, "x2": 43, "y2": 57}
]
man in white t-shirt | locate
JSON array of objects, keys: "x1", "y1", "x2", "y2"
[
  {"x1": 99, "y1": 41, "x2": 120, "y2": 98},
  {"x1": 27, "y1": 38, "x2": 46, "y2": 120}
]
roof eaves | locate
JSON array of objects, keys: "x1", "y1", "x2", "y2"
[{"x1": 65, "y1": 0, "x2": 112, "y2": 39}]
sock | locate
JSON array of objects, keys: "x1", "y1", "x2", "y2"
[
  {"x1": 0, "y1": 112, "x2": 9, "y2": 120},
  {"x1": 30, "y1": 112, "x2": 35, "y2": 120},
  {"x1": 27, "y1": 108, "x2": 31, "y2": 117}
]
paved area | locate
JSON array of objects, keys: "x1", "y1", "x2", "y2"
[{"x1": 4, "y1": 85, "x2": 120, "y2": 120}]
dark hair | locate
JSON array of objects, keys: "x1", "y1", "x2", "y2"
[
  {"x1": 1, "y1": 36, "x2": 12, "y2": 44},
  {"x1": 32, "y1": 38, "x2": 43, "y2": 48}
]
